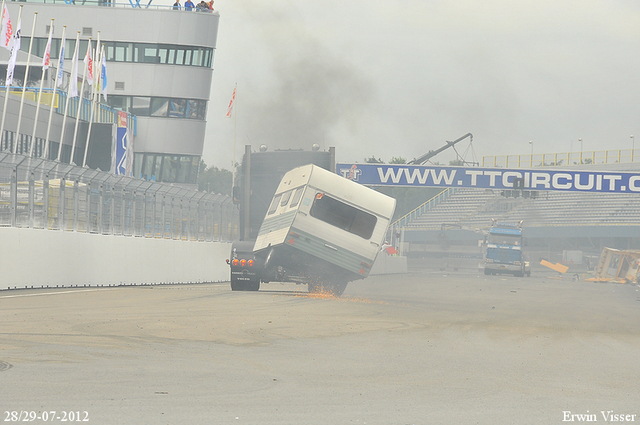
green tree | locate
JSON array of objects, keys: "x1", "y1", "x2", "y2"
[
  {"x1": 449, "y1": 159, "x2": 464, "y2": 166},
  {"x1": 197, "y1": 160, "x2": 233, "y2": 195},
  {"x1": 365, "y1": 155, "x2": 384, "y2": 163},
  {"x1": 389, "y1": 156, "x2": 407, "y2": 164}
]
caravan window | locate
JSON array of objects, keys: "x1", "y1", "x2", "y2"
[
  {"x1": 310, "y1": 193, "x2": 377, "y2": 239},
  {"x1": 280, "y1": 190, "x2": 293, "y2": 207},
  {"x1": 290, "y1": 187, "x2": 304, "y2": 208},
  {"x1": 267, "y1": 194, "x2": 282, "y2": 215}
]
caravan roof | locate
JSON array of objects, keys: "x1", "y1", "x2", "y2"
[{"x1": 275, "y1": 164, "x2": 396, "y2": 220}]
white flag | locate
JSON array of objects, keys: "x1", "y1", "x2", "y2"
[
  {"x1": 84, "y1": 40, "x2": 93, "y2": 86},
  {"x1": 0, "y1": 5, "x2": 12, "y2": 51},
  {"x1": 100, "y1": 48, "x2": 108, "y2": 101},
  {"x1": 225, "y1": 85, "x2": 236, "y2": 118},
  {"x1": 42, "y1": 27, "x2": 52, "y2": 70},
  {"x1": 5, "y1": 17, "x2": 20, "y2": 86},
  {"x1": 69, "y1": 41, "x2": 79, "y2": 98},
  {"x1": 57, "y1": 33, "x2": 66, "y2": 87}
]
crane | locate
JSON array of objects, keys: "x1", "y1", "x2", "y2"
[{"x1": 408, "y1": 133, "x2": 473, "y2": 165}]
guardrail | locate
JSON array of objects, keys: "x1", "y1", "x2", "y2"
[
  {"x1": 11, "y1": 0, "x2": 218, "y2": 11},
  {"x1": 0, "y1": 152, "x2": 239, "y2": 241},
  {"x1": 390, "y1": 187, "x2": 455, "y2": 230},
  {"x1": 483, "y1": 149, "x2": 639, "y2": 168},
  {"x1": 0, "y1": 87, "x2": 136, "y2": 131}
]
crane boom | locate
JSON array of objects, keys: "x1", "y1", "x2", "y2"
[{"x1": 408, "y1": 133, "x2": 473, "y2": 165}]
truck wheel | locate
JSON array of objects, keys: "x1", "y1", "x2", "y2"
[
  {"x1": 484, "y1": 268, "x2": 490, "y2": 275},
  {"x1": 331, "y1": 281, "x2": 348, "y2": 297},
  {"x1": 246, "y1": 280, "x2": 260, "y2": 291},
  {"x1": 230, "y1": 280, "x2": 246, "y2": 291}
]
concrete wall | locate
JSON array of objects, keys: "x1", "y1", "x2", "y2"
[
  {"x1": 370, "y1": 254, "x2": 408, "y2": 275},
  {"x1": 0, "y1": 228, "x2": 231, "y2": 290}
]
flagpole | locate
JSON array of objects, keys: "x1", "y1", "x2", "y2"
[
  {"x1": 230, "y1": 83, "x2": 237, "y2": 190},
  {"x1": 15, "y1": 11, "x2": 37, "y2": 153},
  {"x1": 0, "y1": 0, "x2": 5, "y2": 32},
  {"x1": 93, "y1": 41, "x2": 102, "y2": 123},
  {"x1": 70, "y1": 36, "x2": 89, "y2": 165},
  {"x1": 83, "y1": 31, "x2": 99, "y2": 168},
  {"x1": 99, "y1": 44, "x2": 107, "y2": 104},
  {"x1": 44, "y1": 25, "x2": 65, "y2": 160},
  {"x1": 58, "y1": 31, "x2": 79, "y2": 162},
  {"x1": 0, "y1": 0, "x2": 5, "y2": 141},
  {"x1": 233, "y1": 84, "x2": 237, "y2": 186},
  {"x1": 29, "y1": 18, "x2": 53, "y2": 157},
  {"x1": 0, "y1": 0, "x2": 6, "y2": 51},
  {"x1": 0, "y1": 4, "x2": 20, "y2": 152}
]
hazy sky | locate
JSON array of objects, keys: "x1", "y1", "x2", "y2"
[{"x1": 195, "y1": 0, "x2": 640, "y2": 169}]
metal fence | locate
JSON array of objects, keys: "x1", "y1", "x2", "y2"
[
  {"x1": 483, "y1": 148, "x2": 639, "y2": 168},
  {"x1": 390, "y1": 187, "x2": 455, "y2": 230},
  {"x1": 0, "y1": 152, "x2": 239, "y2": 241}
]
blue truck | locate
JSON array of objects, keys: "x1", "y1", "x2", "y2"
[{"x1": 483, "y1": 220, "x2": 530, "y2": 277}]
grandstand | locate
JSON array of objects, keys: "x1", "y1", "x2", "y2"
[
  {"x1": 393, "y1": 154, "x2": 640, "y2": 259},
  {"x1": 403, "y1": 188, "x2": 640, "y2": 230}
]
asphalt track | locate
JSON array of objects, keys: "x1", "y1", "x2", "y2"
[{"x1": 1, "y1": 268, "x2": 639, "y2": 424}]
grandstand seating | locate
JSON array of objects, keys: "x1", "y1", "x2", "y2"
[{"x1": 401, "y1": 187, "x2": 640, "y2": 230}]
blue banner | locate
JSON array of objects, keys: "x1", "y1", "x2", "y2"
[
  {"x1": 115, "y1": 127, "x2": 130, "y2": 176},
  {"x1": 336, "y1": 163, "x2": 640, "y2": 193}
]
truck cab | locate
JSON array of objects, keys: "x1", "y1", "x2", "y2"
[{"x1": 483, "y1": 220, "x2": 529, "y2": 277}]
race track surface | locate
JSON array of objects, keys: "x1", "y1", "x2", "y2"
[{"x1": 1, "y1": 269, "x2": 639, "y2": 424}]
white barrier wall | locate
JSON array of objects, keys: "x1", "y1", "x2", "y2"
[
  {"x1": 370, "y1": 254, "x2": 408, "y2": 275},
  {"x1": 0, "y1": 228, "x2": 231, "y2": 290}
]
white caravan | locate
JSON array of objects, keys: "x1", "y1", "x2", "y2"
[{"x1": 244, "y1": 164, "x2": 396, "y2": 295}]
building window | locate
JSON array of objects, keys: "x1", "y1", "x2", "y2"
[
  {"x1": 108, "y1": 96, "x2": 206, "y2": 120},
  {"x1": 131, "y1": 97, "x2": 151, "y2": 116},
  {"x1": 151, "y1": 98, "x2": 169, "y2": 117},
  {"x1": 169, "y1": 99, "x2": 186, "y2": 118},
  {"x1": 192, "y1": 49, "x2": 202, "y2": 67},
  {"x1": 178, "y1": 156, "x2": 193, "y2": 183},
  {"x1": 158, "y1": 47, "x2": 169, "y2": 64},
  {"x1": 108, "y1": 96, "x2": 129, "y2": 111},
  {"x1": 162, "y1": 156, "x2": 179, "y2": 182},
  {"x1": 136, "y1": 153, "x2": 200, "y2": 184},
  {"x1": 21, "y1": 38, "x2": 214, "y2": 68}
]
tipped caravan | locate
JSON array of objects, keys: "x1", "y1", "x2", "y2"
[{"x1": 229, "y1": 164, "x2": 396, "y2": 296}]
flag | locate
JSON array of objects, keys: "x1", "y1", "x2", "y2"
[
  {"x1": 0, "y1": 5, "x2": 12, "y2": 51},
  {"x1": 57, "y1": 32, "x2": 65, "y2": 86},
  {"x1": 5, "y1": 16, "x2": 20, "y2": 86},
  {"x1": 225, "y1": 85, "x2": 236, "y2": 118},
  {"x1": 42, "y1": 27, "x2": 52, "y2": 70},
  {"x1": 84, "y1": 40, "x2": 93, "y2": 86},
  {"x1": 69, "y1": 41, "x2": 79, "y2": 97},
  {"x1": 100, "y1": 47, "x2": 108, "y2": 101}
]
